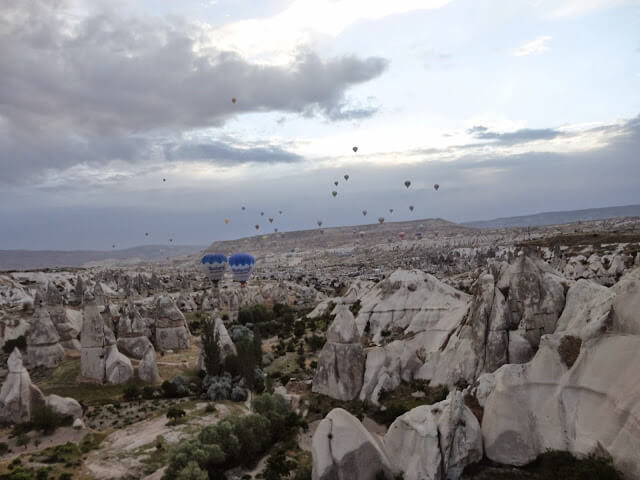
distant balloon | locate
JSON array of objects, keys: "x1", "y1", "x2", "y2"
[
  {"x1": 319, "y1": 229, "x2": 324, "y2": 234},
  {"x1": 112, "y1": 244, "x2": 116, "y2": 249},
  {"x1": 241, "y1": 206, "x2": 246, "y2": 211},
  {"x1": 352, "y1": 146, "x2": 358, "y2": 153},
  {"x1": 404, "y1": 180, "x2": 411, "y2": 189},
  {"x1": 415, "y1": 232, "x2": 423, "y2": 240},
  {"x1": 334, "y1": 181, "x2": 339, "y2": 186},
  {"x1": 274, "y1": 228, "x2": 278, "y2": 233},
  {"x1": 232, "y1": 98, "x2": 236, "y2": 104},
  {"x1": 409, "y1": 205, "x2": 414, "y2": 212},
  {"x1": 398, "y1": 232, "x2": 406, "y2": 240},
  {"x1": 279, "y1": 210, "x2": 283, "y2": 214},
  {"x1": 344, "y1": 174, "x2": 349, "y2": 181},
  {"x1": 434, "y1": 184, "x2": 440, "y2": 191},
  {"x1": 268, "y1": 218, "x2": 273, "y2": 223},
  {"x1": 163, "y1": 178, "x2": 166, "y2": 182},
  {"x1": 200, "y1": 253, "x2": 227, "y2": 284},
  {"x1": 359, "y1": 231, "x2": 365, "y2": 238},
  {"x1": 255, "y1": 224, "x2": 260, "y2": 230},
  {"x1": 260, "y1": 212, "x2": 264, "y2": 216},
  {"x1": 169, "y1": 238, "x2": 173, "y2": 243},
  {"x1": 389, "y1": 208, "x2": 394, "y2": 214},
  {"x1": 317, "y1": 220, "x2": 323, "y2": 227},
  {"x1": 332, "y1": 191, "x2": 338, "y2": 197},
  {"x1": 378, "y1": 217, "x2": 385, "y2": 224},
  {"x1": 362, "y1": 210, "x2": 367, "y2": 216},
  {"x1": 229, "y1": 253, "x2": 255, "y2": 284},
  {"x1": 145, "y1": 232, "x2": 149, "y2": 236}
]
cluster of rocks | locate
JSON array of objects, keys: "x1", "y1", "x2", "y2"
[
  {"x1": 310, "y1": 256, "x2": 640, "y2": 479},
  {"x1": 312, "y1": 391, "x2": 482, "y2": 480},
  {"x1": 0, "y1": 349, "x2": 82, "y2": 424}
]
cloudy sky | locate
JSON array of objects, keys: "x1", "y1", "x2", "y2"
[{"x1": 1, "y1": 0, "x2": 639, "y2": 250}]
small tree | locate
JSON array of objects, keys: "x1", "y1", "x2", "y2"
[
  {"x1": 166, "y1": 407, "x2": 186, "y2": 425},
  {"x1": 201, "y1": 317, "x2": 222, "y2": 376}
]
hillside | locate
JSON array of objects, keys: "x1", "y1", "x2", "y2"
[{"x1": 463, "y1": 204, "x2": 640, "y2": 228}]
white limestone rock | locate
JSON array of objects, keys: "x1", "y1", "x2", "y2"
[
  {"x1": 138, "y1": 344, "x2": 161, "y2": 384},
  {"x1": 0, "y1": 349, "x2": 46, "y2": 424},
  {"x1": 105, "y1": 344, "x2": 133, "y2": 384},
  {"x1": 154, "y1": 295, "x2": 191, "y2": 351},
  {"x1": 312, "y1": 408, "x2": 395, "y2": 480},
  {"x1": 555, "y1": 279, "x2": 614, "y2": 339},
  {"x1": 46, "y1": 394, "x2": 82, "y2": 419},
  {"x1": 384, "y1": 391, "x2": 483, "y2": 480},
  {"x1": 27, "y1": 305, "x2": 65, "y2": 368}
]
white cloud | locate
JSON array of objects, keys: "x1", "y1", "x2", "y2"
[
  {"x1": 201, "y1": 0, "x2": 453, "y2": 64},
  {"x1": 513, "y1": 35, "x2": 552, "y2": 56}
]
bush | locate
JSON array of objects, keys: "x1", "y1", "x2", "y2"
[
  {"x1": 201, "y1": 318, "x2": 222, "y2": 376},
  {"x1": 123, "y1": 385, "x2": 140, "y2": 401},
  {"x1": 558, "y1": 336, "x2": 582, "y2": 368},
  {"x1": 16, "y1": 434, "x2": 29, "y2": 447},
  {"x1": 142, "y1": 386, "x2": 156, "y2": 399},
  {"x1": 0, "y1": 442, "x2": 8, "y2": 455},
  {"x1": 2, "y1": 336, "x2": 26, "y2": 354},
  {"x1": 167, "y1": 407, "x2": 186, "y2": 425}
]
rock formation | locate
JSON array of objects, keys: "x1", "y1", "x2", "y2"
[
  {"x1": 153, "y1": 295, "x2": 190, "y2": 351},
  {"x1": 45, "y1": 282, "x2": 82, "y2": 350},
  {"x1": 0, "y1": 349, "x2": 45, "y2": 424},
  {"x1": 312, "y1": 408, "x2": 395, "y2": 480},
  {"x1": 116, "y1": 300, "x2": 153, "y2": 359},
  {"x1": 138, "y1": 344, "x2": 160, "y2": 383},
  {"x1": 27, "y1": 300, "x2": 65, "y2": 368},
  {"x1": 312, "y1": 306, "x2": 365, "y2": 401},
  {"x1": 197, "y1": 316, "x2": 236, "y2": 373},
  {"x1": 105, "y1": 344, "x2": 133, "y2": 384}
]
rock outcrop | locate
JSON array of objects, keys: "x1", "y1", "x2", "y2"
[
  {"x1": 312, "y1": 408, "x2": 394, "y2": 480},
  {"x1": 154, "y1": 295, "x2": 191, "y2": 351},
  {"x1": 27, "y1": 302, "x2": 65, "y2": 368},
  {"x1": 105, "y1": 344, "x2": 133, "y2": 384},
  {"x1": 116, "y1": 301, "x2": 153, "y2": 359},
  {"x1": 45, "y1": 282, "x2": 82, "y2": 350},
  {"x1": 138, "y1": 344, "x2": 160, "y2": 383},
  {"x1": 46, "y1": 394, "x2": 83, "y2": 420},
  {"x1": 0, "y1": 349, "x2": 45, "y2": 423},
  {"x1": 312, "y1": 306, "x2": 365, "y2": 401},
  {"x1": 197, "y1": 317, "x2": 236, "y2": 373},
  {"x1": 384, "y1": 391, "x2": 483, "y2": 480}
]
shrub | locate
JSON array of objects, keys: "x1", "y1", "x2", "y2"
[
  {"x1": 123, "y1": 384, "x2": 140, "y2": 401},
  {"x1": 16, "y1": 434, "x2": 30, "y2": 447},
  {"x1": 2, "y1": 336, "x2": 26, "y2": 354},
  {"x1": 167, "y1": 407, "x2": 186, "y2": 425},
  {"x1": 201, "y1": 318, "x2": 222, "y2": 376},
  {"x1": 142, "y1": 386, "x2": 156, "y2": 399},
  {"x1": 558, "y1": 336, "x2": 582, "y2": 368},
  {"x1": 0, "y1": 442, "x2": 8, "y2": 455},
  {"x1": 349, "y1": 299, "x2": 362, "y2": 316}
]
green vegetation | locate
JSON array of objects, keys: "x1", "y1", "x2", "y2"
[
  {"x1": 558, "y1": 336, "x2": 582, "y2": 368},
  {"x1": 2, "y1": 336, "x2": 26, "y2": 354},
  {"x1": 201, "y1": 317, "x2": 223, "y2": 376},
  {"x1": 462, "y1": 451, "x2": 622, "y2": 479},
  {"x1": 167, "y1": 407, "x2": 186, "y2": 425},
  {"x1": 163, "y1": 393, "x2": 303, "y2": 480}
]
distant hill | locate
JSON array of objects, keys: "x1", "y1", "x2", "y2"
[
  {"x1": 205, "y1": 218, "x2": 474, "y2": 257},
  {"x1": 463, "y1": 205, "x2": 640, "y2": 229},
  {"x1": 0, "y1": 245, "x2": 206, "y2": 271}
]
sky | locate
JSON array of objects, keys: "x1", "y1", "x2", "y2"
[{"x1": 0, "y1": 0, "x2": 639, "y2": 250}]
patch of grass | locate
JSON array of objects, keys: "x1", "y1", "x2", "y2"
[
  {"x1": 265, "y1": 353, "x2": 302, "y2": 377},
  {"x1": 373, "y1": 382, "x2": 449, "y2": 427},
  {"x1": 79, "y1": 432, "x2": 107, "y2": 453}
]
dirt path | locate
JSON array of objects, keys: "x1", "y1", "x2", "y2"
[{"x1": 83, "y1": 403, "x2": 235, "y2": 479}]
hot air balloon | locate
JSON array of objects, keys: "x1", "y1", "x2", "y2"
[
  {"x1": 225, "y1": 218, "x2": 230, "y2": 224},
  {"x1": 268, "y1": 218, "x2": 273, "y2": 223},
  {"x1": 415, "y1": 232, "x2": 423, "y2": 240},
  {"x1": 163, "y1": 178, "x2": 166, "y2": 182},
  {"x1": 200, "y1": 253, "x2": 227, "y2": 284},
  {"x1": 274, "y1": 228, "x2": 278, "y2": 233},
  {"x1": 359, "y1": 231, "x2": 365, "y2": 238},
  {"x1": 260, "y1": 212, "x2": 264, "y2": 216},
  {"x1": 434, "y1": 184, "x2": 440, "y2": 191},
  {"x1": 389, "y1": 208, "x2": 394, "y2": 214},
  {"x1": 232, "y1": 98, "x2": 236, "y2": 104},
  {"x1": 332, "y1": 191, "x2": 338, "y2": 197},
  {"x1": 317, "y1": 220, "x2": 323, "y2": 227},
  {"x1": 378, "y1": 217, "x2": 385, "y2": 224},
  {"x1": 241, "y1": 206, "x2": 246, "y2": 211},
  {"x1": 362, "y1": 209, "x2": 367, "y2": 216},
  {"x1": 404, "y1": 180, "x2": 411, "y2": 188},
  {"x1": 344, "y1": 174, "x2": 349, "y2": 181},
  {"x1": 334, "y1": 181, "x2": 339, "y2": 186},
  {"x1": 169, "y1": 238, "x2": 173, "y2": 243},
  {"x1": 145, "y1": 232, "x2": 149, "y2": 236},
  {"x1": 398, "y1": 232, "x2": 406, "y2": 240},
  {"x1": 279, "y1": 210, "x2": 283, "y2": 214},
  {"x1": 229, "y1": 253, "x2": 255, "y2": 284},
  {"x1": 255, "y1": 225, "x2": 260, "y2": 230},
  {"x1": 352, "y1": 146, "x2": 358, "y2": 153},
  {"x1": 112, "y1": 244, "x2": 116, "y2": 249},
  {"x1": 409, "y1": 205, "x2": 414, "y2": 212}
]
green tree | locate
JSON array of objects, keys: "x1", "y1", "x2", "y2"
[
  {"x1": 201, "y1": 317, "x2": 222, "y2": 375},
  {"x1": 166, "y1": 407, "x2": 186, "y2": 425},
  {"x1": 176, "y1": 461, "x2": 208, "y2": 480}
]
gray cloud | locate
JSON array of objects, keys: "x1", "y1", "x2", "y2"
[
  {"x1": 0, "y1": 0, "x2": 387, "y2": 183},
  {"x1": 165, "y1": 140, "x2": 304, "y2": 165},
  {"x1": 467, "y1": 125, "x2": 564, "y2": 145}
]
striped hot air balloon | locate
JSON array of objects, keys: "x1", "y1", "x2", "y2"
[
  {"x1": 229, "y1": 253, "x2": 255, "y2": 284},
  {"x1": 200, "y1": 254, "x2": 227, "y2": 283}
]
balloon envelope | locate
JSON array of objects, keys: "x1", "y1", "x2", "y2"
[
  {"x1": 362, "y1": 210, "x2": 367, "y2": 216},
  {"x1": 404, "y1": 180, "x2": 411, "y2": 188},
  {"x1": 378, "y1": 217, "x2": 384, "y2": 224},
  {"x1": 409, "y1": 205, "x2": 414, "y2": 212},
  {"x1": 344, "y1": 174, "x2": 349, "y2": 181},
  {"x1": 200, "y1": 253, "x2": 227, "y2": 283},
  {"x1": 224, "y1": 218, "x2": 230, "y2": 224},
  {"x1": 332, "y1": 191, "x2": 338, "y2": 197},
  {"x1": 434, "y1": 184, "x2": 440, "y2": 191},
  {"x1": 229, "y1": 253, "x2": 255, "y2": 283},
  {"x1": 352, "y1": 146, "x2": 358, "y2": 153}
]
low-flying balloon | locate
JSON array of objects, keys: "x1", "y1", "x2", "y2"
[
  {"x1": 362, "y1": 209, "x2": 367, "y2": 216},
  {"x1": 404, "y1": 180, "x2": 411, "y2": 188},
  {"x1": 389, "y1": 208, "x2": 394, "y2": 214},
  {"x1": 334, "y1": 181, "x2": 339, "y2": 186},
  {"x1": 344, "y1": 174, "x2": 349, "y2": 181},
  {"x1": 434, "y1": 184, "x2": 440, "y2": 191},
  {"x1": 260, "y1": 212, "x2": 264, "y2": 216},
  {"x1": 268, "y1": 218, "x2": 273, "y2": 223},
  {"x1": 398, "y1": 232, "x2": 406, "y2": 240},
  {"x1": 229, "y1": 253, "x2": 255, "y2": 284},
  {"x1": 225, "y1": 218, "x2": 230, "y2": 224},
  {"x1": 200, "y1": 253, "x2": 227, "y2": 284},
  {"x1": 255, "y1": 224, "x2": 260, "y2": 230},
  {"x1": 378, "y1": 217, "x2": 385, "y2": 224},
  {"x1": 332, "y1": 191, "x2": 338, "y2": 197},
  {"x1": 317, "y1": 220, "x2": 323, "y2": 227},
  {"x1": 274, "y1": 228, "x2": 278, "y2": 233},
  {"x1": 409, "y1": 205, "x2": 414, "y2": 212},
  {"x1": 352, "y1": 146, "x2": 358, "y2": 153},
  {"x1": 232, "y1": 97, "x2": 236, "y2": 104},
  {"x1": 415, "y1": 232, "x2": 423, "y2": 240}
]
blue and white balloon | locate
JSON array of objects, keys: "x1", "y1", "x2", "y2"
[
  {"x1": 200, "y1": 254, "x2": 227, "y2": 283},
  {"x1": 229, "y1": 253, "x2": 255, "y2": 284}
]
